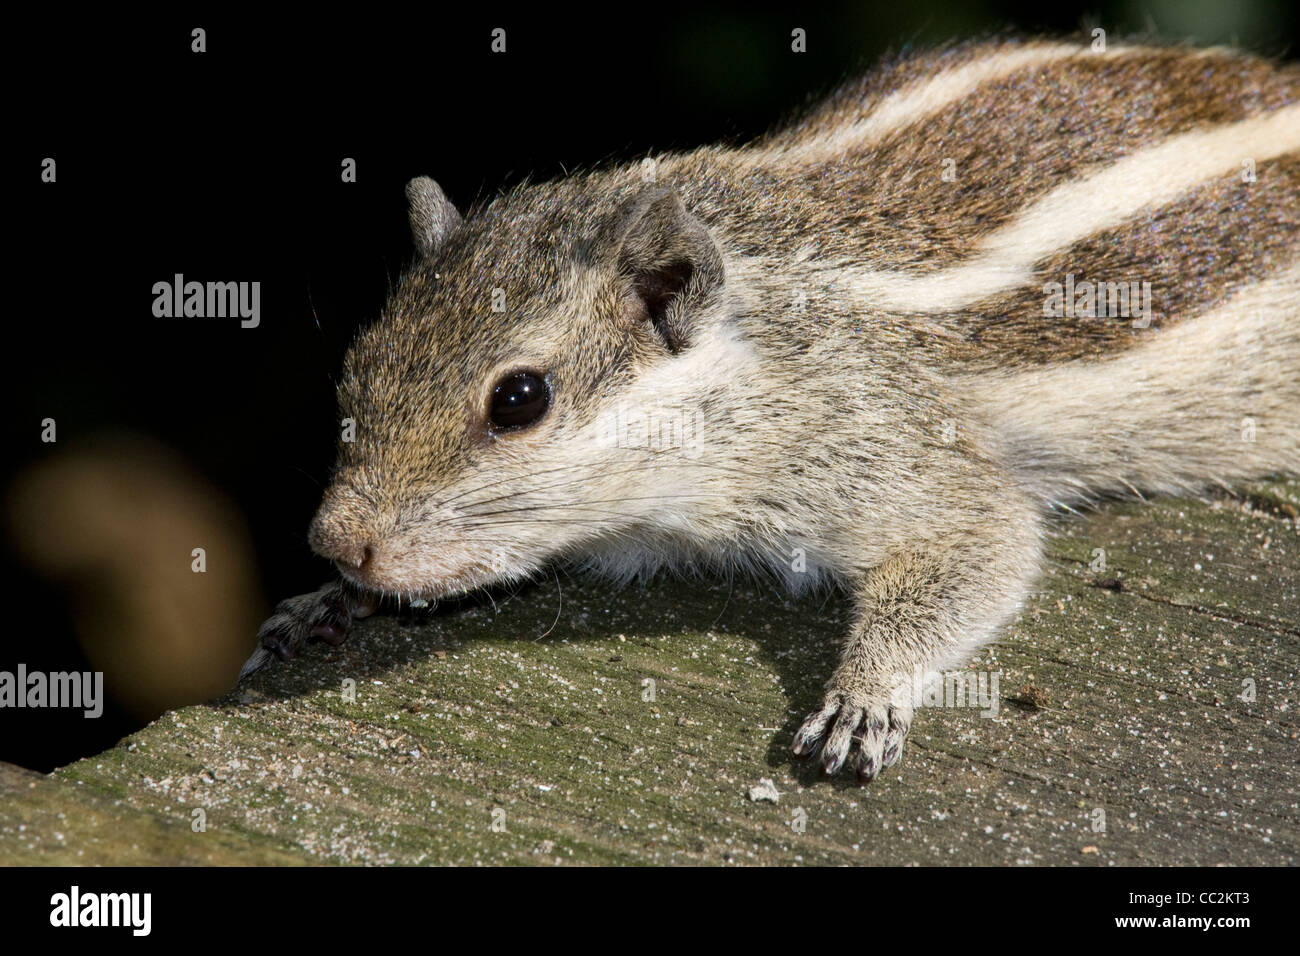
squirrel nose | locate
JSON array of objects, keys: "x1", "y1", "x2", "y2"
[
  {"x1": 308, "y1": 502, "x2": 378, "y2": 572},
  {"x1": 336, "y1": 542, "x2": 376, "y2": 571},
  {"x1": 310, "y1": 524, "x2": 376, "y2": 571}
]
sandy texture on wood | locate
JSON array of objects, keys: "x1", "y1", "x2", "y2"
[{"x1": 2, "y1": 482, "x2": 1296, "y2": 865}]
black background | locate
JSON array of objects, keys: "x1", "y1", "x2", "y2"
[
  {"x1": 0, "y1": 865, "x2": 1281, "y2": 939},
  {"x1": 5, "y1": 3, "x2": 1299, "y2": 771}
]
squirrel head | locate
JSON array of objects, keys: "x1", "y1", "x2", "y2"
[{"x1": 308, "y1": 173, "x2": 742, "y2": 599}]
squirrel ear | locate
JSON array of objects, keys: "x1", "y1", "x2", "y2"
[
  {"x1": 406, "y1": 177, "x2": 462, "y2": 257},
  {"x1": 610, "y1": 187, "x2": 723, "y2": 353}
]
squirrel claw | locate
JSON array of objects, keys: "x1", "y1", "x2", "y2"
[
  {"x1": 238, "y1": 580, "x2": 374, "y2": 682},
  {"x1": 238, "y1": 646, "x2": 274, "y2": 682},
  {"x1": 793, "y1": 690, "x2": 912, "y2": 784}
]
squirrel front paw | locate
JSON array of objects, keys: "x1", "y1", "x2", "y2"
[
  {"x1": 792, "y1": 688, "x2": 913, "y2": 783},
  {"x1": 239, "y1": 581, "x2": 377, "y2": 680}
]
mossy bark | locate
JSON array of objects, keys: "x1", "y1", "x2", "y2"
[{"x1": 3, "y1": 482, "x2": 1296, "y2": 865}]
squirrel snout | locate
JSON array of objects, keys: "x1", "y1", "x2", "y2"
[
  {"x1": 308, "y1": 503, "x2": 377, "y2": 572},
  {"x1": 326, "y1": 539, "x2": 375, "y2": 572}
]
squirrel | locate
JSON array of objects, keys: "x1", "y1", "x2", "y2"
[{"x1": 241, "y1": 39, "x2": 1300, "y2": 783}]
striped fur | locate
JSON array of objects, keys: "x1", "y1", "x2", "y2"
[
  {"x1": 675, "y1": 40, "x2": 1300, "y2": 363},
  {"x1": 261, "y1": 39, "x2": 1299, "y2": 784}
]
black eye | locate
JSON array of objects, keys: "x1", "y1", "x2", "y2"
[{"x1": 489, "y1": 371, "x2": 551, "y2": 431}]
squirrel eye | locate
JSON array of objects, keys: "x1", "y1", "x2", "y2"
[{"x1": 489, "y1": 371, "x2": 550, "y2": 431}]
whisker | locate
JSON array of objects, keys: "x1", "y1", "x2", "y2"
[
  {"x1": 710, "y1": 572, "x2": 735, "y2": 629},
  {"x1": 458, "y1": 516, "x2": 641, "y2": 528},
  {"x1": 450, "y1": 458, "x2": 772, "y2": 514},
  {"x1": 451, "y1": 462, "x2": 660, "y2": 513},
  {"x1": 457, "y1": 493, "x2": 733, "y2": 522},
  {"x1": 534, "y1": 567, "x2": 563, "y2": 641},
  {"x1": 438, "y1": 461, "x2": 598, "y2": 508}
]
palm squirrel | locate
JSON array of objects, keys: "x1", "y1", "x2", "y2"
[{"x1": 242, "y1": 38, "x2": 1300, "y2": 783}]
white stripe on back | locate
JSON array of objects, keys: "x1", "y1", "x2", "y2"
[{"x1": 834, "y1": 102, "x2": 1300, "y2": 313}]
